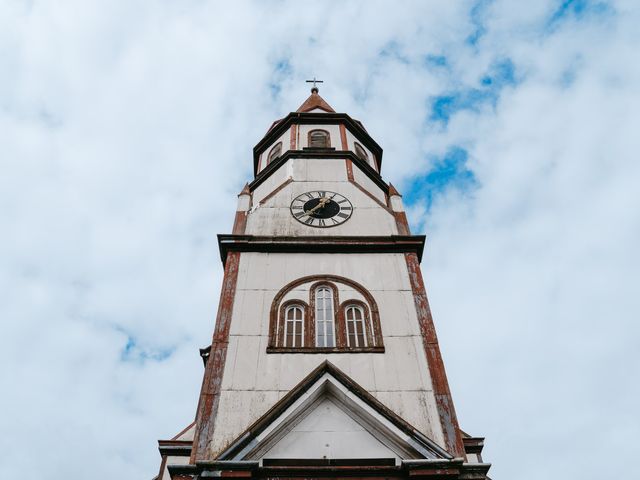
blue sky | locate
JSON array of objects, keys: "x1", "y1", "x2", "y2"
[{"x1": 1, "y1": 1, "x2": 639, "y2": 479}]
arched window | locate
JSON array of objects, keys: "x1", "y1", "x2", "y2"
[
  {"x1": 354, "y1": 142, "x2": 368, "y2": 163},
  {"x1": 345, "y1": 305, "x2": 367, "y2": 347},
  {"x1": 308, "y1": 129, "x2": 330, "y2": 148},
  {"x1": 284, "y1": 304, "x2": 304, "y2": 347},
  {"x1": 267, "y1": 275, "x2": 384, "y2": 353},
  {"x1": 267, "y1": 142, "x2": 282, "y2": 165},
  {"x1": 315, "y1": 287, "x2": 335, "y2": 347}
]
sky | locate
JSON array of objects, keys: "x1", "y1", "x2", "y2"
[{"x1": 1, "y1": 1, "x2": 639, "y2": 478}]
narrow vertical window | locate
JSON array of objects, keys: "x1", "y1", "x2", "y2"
[
  {"x1": 309, "y1": 130, "x2": 330, "y2": 148},
  {"x1": 354, "y1": 142, "x2": 368, "y2": 163},
  {"x1": 345, "y1": 305, "x2": 366, "y2": 347},
  {"x1": 284, "y1": 305, "x2": 304, "y2": 347},
  {"x1": 267, "y1": 142, "x2": 282, "y2": 165},
  {"x1": 315, "y1": 287, "x2": 335, "y2": 347}
]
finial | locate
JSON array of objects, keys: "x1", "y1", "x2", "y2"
[{"x1": 305, "y1": 77, "x2": 324, "y2": 94}]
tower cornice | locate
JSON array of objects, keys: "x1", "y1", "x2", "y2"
[
  {"x1": 248, "y1": 149, "x2": 389, "y2": 195},
  {"x1": 217, "y1": 234, "x2": 426, "y2": 266},
  {"x1": 253, "y1": 112, "x2": 383, "y2": 176}
]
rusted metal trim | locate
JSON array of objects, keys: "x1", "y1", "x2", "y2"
[
  {"x1": 232, "y1": 211, "x2": 247, "y2": 235},
  {"x1": 393, "y1": 211, "x2": 411, "y2": 235},
  {"x1": 339, "y1": 123, "x2": 349, "y2": 150},
  {"x1": 404, "y1": 252, "x2": 465, "y2": 458},
  {"x1": 258, "y1": 177, "x2": 293, "y2": 205},
  {"x1": 289, "y1": 124, "x2": 297, "y2": 150},
  {"x1": 170, "y1": 421, "x2": 196, "y2": 441},
  {"x1": 191, "y1": 251, "x2": 241, "y2": 463},
  {"x1": 350, "y1": 178, "x2": 393, "y2": 213}
]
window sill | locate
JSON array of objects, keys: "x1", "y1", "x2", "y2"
[{"x1": 266, "y1": 346, "x2": 385, "y2": 354}]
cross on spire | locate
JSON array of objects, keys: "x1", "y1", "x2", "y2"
[{"x1": 305, "y1": 77, "x2": 323, "y2": 93}]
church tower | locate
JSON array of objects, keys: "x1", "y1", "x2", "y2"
[{"x1": 154, "y1": 86, "x2": 490, "y2": 480}]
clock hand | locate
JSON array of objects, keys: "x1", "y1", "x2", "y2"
[{"x1": 305, "y1": 197, "x2": 330, "y2": 215}]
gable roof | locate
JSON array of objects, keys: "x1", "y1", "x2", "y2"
[
  {"x1": 296, "y1": 91, "x2": 336, "y2": 113},
  {"x1": 217, "y1": 361, "x2": 451, "y2": 462}
]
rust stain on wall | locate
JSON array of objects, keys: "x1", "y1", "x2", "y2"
[
  {"x1": 191, "y1": 251, "x2": 241, "y2": 462},
  {"x1": 404, "y1": 252, "x2": 465, "y2": 458}
]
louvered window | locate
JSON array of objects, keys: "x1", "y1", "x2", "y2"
[
  {"x1": 267, "y1": 142, "x2": 282, "y2": 164},
  {"x1": 309, "y1": 130, "x2": 330, "y2": 148},
  {"x1": 354, "y1": 142, "x2": 368, "y2": 162}
]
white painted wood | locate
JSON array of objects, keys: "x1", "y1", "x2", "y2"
[
  {"x1": 263, "y1": 398, "x2": 398, "y2": 460},
  {"x1": 390, "y1": 194, "x2": 404, "y2": 212}
]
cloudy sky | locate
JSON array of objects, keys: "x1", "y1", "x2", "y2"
[{"x1": 1, "y1": 1, "x2": 639, "y2": 478}]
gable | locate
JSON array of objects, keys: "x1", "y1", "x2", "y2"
[
  {"x1": 218, "y1": 361, "x2": 451, "y2": 463},
  {"x1": 262, "y1": 397, "x2": 399, "y2": 460}
]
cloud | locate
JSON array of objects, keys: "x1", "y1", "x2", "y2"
[{"x1": 1, "y1": 1, "x2": 638, "y2": 479}]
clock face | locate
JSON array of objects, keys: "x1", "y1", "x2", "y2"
[{"x1": 290, "y1": 191, "x2": 353, "y2": 228}]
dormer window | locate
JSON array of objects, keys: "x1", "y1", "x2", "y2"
[
  {"x1": 267, "y1": 142, "x2": 282, "y2": 165},
  {"x1": 354, "y1": 142, "x2": 369, "y2": 163},
  {"x1": 308, "y1": 130, "x2": 330, "y2": 148}
]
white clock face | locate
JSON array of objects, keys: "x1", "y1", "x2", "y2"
[{"x1": 290, "y1": 191, "x2": 353, "y2": 228}]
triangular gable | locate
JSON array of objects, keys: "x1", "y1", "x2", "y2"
[
  {"x1": 296, "y1": 92, "x2": 336, "y2": 113},
  {"x1": 218, "y1": 361, "x2": 451, "y2": 463}
]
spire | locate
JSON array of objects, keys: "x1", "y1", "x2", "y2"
[
  {"x1": 388, "y1": 183, "x2": 402, "y2": 197},
  {"x1": 297, "y1": 78, "x2": 335, "y2": 113}
]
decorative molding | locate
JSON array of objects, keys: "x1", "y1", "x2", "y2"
[
  {"x1": 218, "y1": 235, "x2": 426, "y2": 265},
  {"x1": 253, "y1": 112, "x2": 383, "y2": 175},
  {"x1": 258, "y1": 177, "x2": 293, "y2": 205},
  {"x1": 268, "y1": 275, "x2": 384, "y2": 353},
  {"x1": 249, "y1": 149, "x2": 388, "y2": 195}
]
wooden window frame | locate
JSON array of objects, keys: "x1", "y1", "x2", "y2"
[
  {"x1": 268, "y1": 275, "x2": 384, "y2": 354},
  {"x1": 267, "y1": 142, "x2": 283, "y2": 165},
  {"x1": 343, "y1": 301, "x2": 370, "y2": 348},
  {"x1": 276, "y1": 300, "x2": 310, "y2": 348},
  {"x1": 311, "y1": 282, "x2": 339, "y2": 348},
  {"x1": 307, "y1": 129, "x2": 331, "y2": 149},
  {"x1": 354, "y1": 142, "x2": 369, "y2": 163},
  {"x1": 284, "y1": 304, "x2": 305, "y2": 348}
]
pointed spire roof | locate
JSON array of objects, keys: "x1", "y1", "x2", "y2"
[
  {"x1": 296, "y1": 89, "x2": 335, "y2": 113},
  {"x1": 388, "y1": 183, "x2": 402, "y2": 197}
]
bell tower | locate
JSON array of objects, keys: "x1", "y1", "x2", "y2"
[{"x1": 154, "y1": 88, "x2": 491, "y2": 480}]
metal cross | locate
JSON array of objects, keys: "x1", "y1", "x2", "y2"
[{"x1": 305, "y1": 77, "x2": 323, "y2": 92}]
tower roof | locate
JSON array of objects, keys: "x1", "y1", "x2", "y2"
[{"x1": 296, "y1": 90, "x2": 336, "y2": 113}]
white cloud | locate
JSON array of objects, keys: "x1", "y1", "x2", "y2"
[{"x1": 0, "y1": 1, "x2": 638, "y2": 479}]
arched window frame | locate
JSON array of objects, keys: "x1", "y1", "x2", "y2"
[
  {"x1": 310, "y1": 281, "x2": 339, "y2": 348},
  {"x1": 268, "y1": 275, "x2": 384, "y2": 353},
  {"x1": 267, "y1": 142, "x2": 283, "y2": 165},
  {"x1": 308, "y1": 129, "x2": 331, "y2": 148},
  {"x1": 277, "y1": 300, "x2": 310, "y2": 348},
  {"x1": 341, "y1": 300, "x2": 373, "y2": 348}
]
